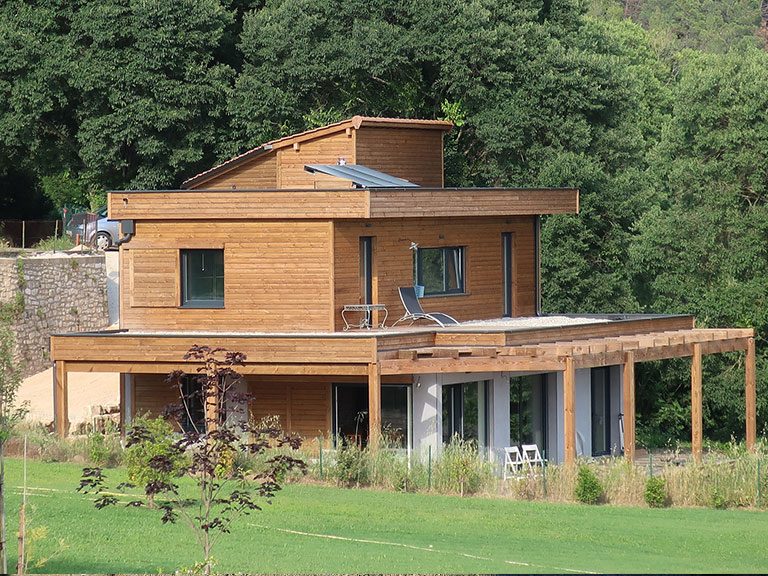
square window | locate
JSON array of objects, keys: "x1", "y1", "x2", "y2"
[
  {"x1": 181, "y1": 249, "x2": 224, "y2": 308},
  {"x1": 415, "y1": 246, "x2": 465, "y2": 296}
]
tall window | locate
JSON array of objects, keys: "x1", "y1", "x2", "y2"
[
  {"x1": 509, "y1": 375, "x2": 548, "y2": 455},
  {"x1": 181, "y1": 249, "x2": 224, "y2": 308},
  {"x1": 442, "y1": 381, "x2": 489, "y2": 448},
  {"x1": 591, "y1": 368, "x2": 611, "y2": 456},
  {"x1": 415, "y1": 246, "x2": 465, "y2": 296},
  {"x1": 179, "y1": 374, "x2": 205, "y2": 434}
]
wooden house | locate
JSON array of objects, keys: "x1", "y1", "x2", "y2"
[{"x1": 50, "y1": 116, "x2": 757, "y2": 464}]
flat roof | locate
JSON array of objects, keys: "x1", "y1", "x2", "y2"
[{"x1": 53, "y1": 314, "x2": 692, "y2": 339}]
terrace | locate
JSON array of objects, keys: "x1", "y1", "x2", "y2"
[{"x1": 50, "y1": 312, "x2": 756, "y2": 463}]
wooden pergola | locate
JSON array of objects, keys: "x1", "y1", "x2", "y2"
[
  {"x1": 378, "y1": 328, "x2": 756, "y2": 463},
  {"x1": 52, "y1": 321, "x2": 756, "y2": 465}
]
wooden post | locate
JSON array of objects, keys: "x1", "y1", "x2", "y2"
[
  {"x1": 204, "y1": 380, "x2": 220, "y2": 433},
  {"x1": 53, "y1": 361, "x2": 69, "y2": 437},
  {"x1": 691, "y1": 343, "x2": 703, "y2": 463},
  {"x1": 119, "y1": 373, "x2": 133, "y2": 435},
  {"x1": 563, "y1": 356, "x2": 576, "y2": 465},
  {"x1": 746, "y1": 337, "x2": 756, "y2": 452},
  {"x1": 368, "y1": 362, "x2": 381, "y2": 450},
  {"x1": 622, "y1": 351, "x2": 636, "y2": 462}
]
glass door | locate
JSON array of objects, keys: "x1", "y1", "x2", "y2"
[
  {"x1": 509, "y1": 374, "x2": 548, "y2": 454},
  {"x1": 333, "y1": 383, "x2": 410, "y2": 448},
  {"x1": 591, "y1": 368, "x2": 611, "y2": 456},
  {"x1": 442, "y1": 381, "x2": 489, "y2": 448}
]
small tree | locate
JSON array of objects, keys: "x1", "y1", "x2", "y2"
[
  {"x1": 0, "y1": 326, "x2": 27, "y2": 574},
  {"x1": 79, "y1": 346, "x2": 305, "y2": 575}
]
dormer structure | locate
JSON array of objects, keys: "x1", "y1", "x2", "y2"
[
  {"x1": 50, "y1": 117, "x2": 756, "y2": 467},
  {"x1": 182, "y1": 116, "x2": 451, "y2": 190}
]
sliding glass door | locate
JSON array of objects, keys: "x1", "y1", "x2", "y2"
[
  {"x1": 591, "y1": 368, "x2": 611, "y2": 456},
  {"x1": 442, "y1": 381, "x2": 489, "y2": 448},
  {"x1": 333, "y1": 384, "x2": 410, "y2": 448},
  {"x1": 509, "y1": 374, "x2": 548, "y2": 455}
]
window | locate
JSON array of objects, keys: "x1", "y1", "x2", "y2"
[
  {"x1": 332, "y1": 384, "x2": 411, "y2": 449},
  {"x1": 180, "y1": 374, "x2": 205, "y2": 434},
  {"x1": 442, "y1": 381, "x2": 490, "y2": 449},
  {"x1": 181, "y1": 249, "x2": 224, "y2": 308},
  {"x1": 509, "y1": 374, "x2": 548, "y2": 455},
  {"x1": 415, "y1": 246, "x2": 465, "y2": 296}
]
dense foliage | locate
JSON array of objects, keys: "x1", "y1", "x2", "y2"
[{"x1": 2, "y1": 0, "x2": 766, "y2": 444}]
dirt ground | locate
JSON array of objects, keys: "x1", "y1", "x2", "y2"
[{"x1": 18, "y1": 368, "x2": 119, "y2": 430}]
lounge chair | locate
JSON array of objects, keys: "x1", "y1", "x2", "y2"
[{"x1": 391, "y1": 287, "x2": 459, "y2": 327}]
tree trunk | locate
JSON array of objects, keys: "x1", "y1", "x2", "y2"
[{"x1": 0, "y1": 441, "x2": 7, "y2": 575}]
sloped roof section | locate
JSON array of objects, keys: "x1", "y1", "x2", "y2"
[
  {"x1": 304, "y1": 164, "x2": 420, "y2": 188},
  {"x1": 181, "y1": 116, "x2": 452, "y2": 189}
]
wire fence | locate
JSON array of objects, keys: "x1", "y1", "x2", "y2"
[
  {"x1": 0, "y1": 220, "x2": 62, "y2": 248},
  {"x1": 0, "y1": 211, "x2": 99, "y2": 248}
]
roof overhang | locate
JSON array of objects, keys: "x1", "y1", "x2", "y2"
[{"x1": 107, "y1": 187, "x2": 579, "y2": 220}]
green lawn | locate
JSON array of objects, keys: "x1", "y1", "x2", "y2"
[{"x1": 4, "y1": 457, "x2": 768, "y2": 573}]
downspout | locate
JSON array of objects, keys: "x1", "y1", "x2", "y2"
[
  {"x1": 114, "y1": 219, "x2": 135, "y2": 247},
  {"x1": 534, "y1": 215, "x2": 542, "y2": 316}
]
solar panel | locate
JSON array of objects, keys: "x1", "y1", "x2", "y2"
[{"x1": 304, "y1": 164, "x2": 420, "y2": 188}]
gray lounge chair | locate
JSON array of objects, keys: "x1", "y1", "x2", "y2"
[{"x1": 392, "y1": 287, "x2": 459, "y2": 327}]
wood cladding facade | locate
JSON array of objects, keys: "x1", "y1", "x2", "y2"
[
  {"x1": 355, "y1": 127, "x2": 443, "y2": 187},
  {"x1": 185, "y1": 122, "x2": 443, "y2": 191},
  {"x1": 201, "y1": 154, "x2": 277, "y2": 190},
  {"x1": 333, "y1": 216, "x2": 537, "y2": 330},
  {"x1": 120, "y1": 220, "x2": 335, "y2": 332},
  {"x1": 116, "y1": 215, "x2": 539, "y2": 333}
]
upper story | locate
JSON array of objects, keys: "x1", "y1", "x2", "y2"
[{"x1": 109, "y1": 117, "x2": 579, "y2": 333}]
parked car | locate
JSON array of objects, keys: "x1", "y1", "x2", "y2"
[
  {"x1": 66, "y1": 208, "x2": 120, "y2": 250},
  {"x1": 89, "y1": 207, "x2": 120, "y2": 250}
]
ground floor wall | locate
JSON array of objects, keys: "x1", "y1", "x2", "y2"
[{"x1": 125, "y1": 366, "x2": 625, "y2": 465}]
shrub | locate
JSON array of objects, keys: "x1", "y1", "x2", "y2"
[
  {"x1": 332, "y1": 443, "x2": 370, "y2": 487},
  {"x1": 32, "y1": 235, "x2": 74, "y2": 252},
  {"x1": 574, "y1": 465, "x2": 603, "y2": 504},
  {"x1": 87, "y1": 431, "x2": 122, "y2": 467},
  {"x1": 644, "y1": 476, "x2": 668, "y2": 508},
  {"x1": 433, "y1": 435, "x2": 494, "y2": 496},
  {"x1": 710, "y1": 486, "x2": 728, "y2": 509},
  {"x1": 123, "y1": 417, "x2": 186, "y2": 506}
]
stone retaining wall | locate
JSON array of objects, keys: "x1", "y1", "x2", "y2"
[{"x1": 0, "y1": 251, "x2": 109, "y2": 376}]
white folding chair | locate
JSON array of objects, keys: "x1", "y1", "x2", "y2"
[
  {"x1": 503, "y1": 446, "x2": 523, "y2": 479},
  {"x1": 521, "y1": 443, "x2": 544, "y2": 470}
]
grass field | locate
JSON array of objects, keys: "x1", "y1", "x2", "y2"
[{"x1": 3, "y1": 457, "x2": 768, "y2": 574}]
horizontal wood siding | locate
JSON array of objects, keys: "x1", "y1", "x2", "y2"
[
  {"x1": 51, "y1": 334, "x2": 377, "y2": 364},
  {"x1": 129, "y1": 249, "x2": 178, "y2": 307},
  {"x1": 120, "y1": 221, "x2": 335, "y2": 331},
  {"x1": 249, "y1": 377, "x2": 331, "y2": 438},
  {"x1": 277, "y1": 131, "x2": 355, "y2": 189},
  {"x1": 333, "y1": 216, "x2": 536, "y2": 329},
  {"x1": 193, "y1": 154, "x2": 277, "y2": 190},
  {"x1": 133, "y1": 373, "x2": 178, "y2": 419},
  {"x1": 247, "y1": 374, "x2": 410, "y2": 439},
  {"x1": 355, "y1": 127, "x2": 443, "y2": 187},
  {"x1": 369, "y1": 188, "x2": 579, "y2": 217},
  {"x1": 108, "y1": 190, "x2": 369, "y2": 220}
]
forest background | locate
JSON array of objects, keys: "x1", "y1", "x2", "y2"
[{"x1": 1, "y1": 0, "x2": 767, "y2": 447}]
